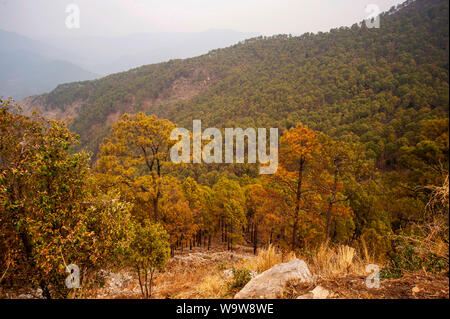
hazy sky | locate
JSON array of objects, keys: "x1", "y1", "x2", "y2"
[{"x1": 0, "y1": 0, "x2": 405, "y2": 38}]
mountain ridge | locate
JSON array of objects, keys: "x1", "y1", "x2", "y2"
[
  {"x1": 36, "y1": 29, "x2": 260, "y2": 76},
  {"x1": 0, "y1": 29, "x2": 98, "y2": 100},
  {"x1": 19, "y1": 0, "x2": 449, "y2": 165}
]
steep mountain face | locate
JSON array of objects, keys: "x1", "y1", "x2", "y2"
[
  {"x1": 0, "y1": 30, "x2": 98, "y2": 100},
  {"x1": 20, "y1": 0, "x2": 449, "y2": 165}
]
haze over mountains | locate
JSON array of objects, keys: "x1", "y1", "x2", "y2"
[
  {"x1": 0, "y1": 29, "x2": 257, "y2": 100},
  {"x1": 0, "y1": 29, "x2": 97, "y2": 100},
  {"x1": 39, "y1": 29, "x2": 259, "y2": 75}
]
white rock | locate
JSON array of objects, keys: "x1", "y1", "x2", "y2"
[
  {"x1": 311, "y1": 286, "x2": 329, "y2": 299},
  {"x1": 297, "y1": 286, "x2": 329, "y2": 299},
  {"x1": 234, "y1": 259, "x2": 314, "y2": 299}
]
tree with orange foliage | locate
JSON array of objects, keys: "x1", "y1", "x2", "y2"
[
  {"x1": 274, "y1": 123, "x2": 317, "y2": 250},
  {"x1": 95, "y1": 112, "x2": 176, "y2": 222},
  {"x1": 159, "y1": 176, "x2": 197, "y2": 253},
  {"x1": 245, "y1": 183, "x2": 287, "y2": 253}
]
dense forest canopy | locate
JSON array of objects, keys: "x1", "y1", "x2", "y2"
[{"x1": 24, "y1": 0, "x2": 448, "y2": 165}]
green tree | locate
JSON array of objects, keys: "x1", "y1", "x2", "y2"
[
  {"x1": 212, "y1": 177, "x2": 247, "y2": 250},
  {"x1": 126, "y1": 220, "x2": 170, "y2": 298},
  {"x1": 96, "y1": 112, "x2": 176, "y2": 222},
  {"x1": 0, "y1": 99, "x2": 134, "y2": 298}
]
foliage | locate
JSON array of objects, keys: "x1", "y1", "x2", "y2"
[
  {"x1": 29, "y1": 0, "x2": 448, "y2": 169},
  {"x1": 229, "y1": 268, "x2": 252, "y2": 290},
  {"x1": 0, "y1": 99, "x2": 134, "y2": 298},
  {"x1": 381, "y1": 238, "x2": 449, "y2": 279},
  {"x1": 1, "y1": 0, "x2": 449, "y2": 297},
  {"x1": 125, "y1": 220, "x2": 171, "y2": 298},
  {"x1": 95, "y1": 112, "x2": 176, "y2": 222},
  {"x1": 212, "y1": 177, "x2": 247, "y2": 250}
]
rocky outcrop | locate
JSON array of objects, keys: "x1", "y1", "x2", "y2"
[{"x1": 234, "y1": 259, "x2": 314, "y2": 299}]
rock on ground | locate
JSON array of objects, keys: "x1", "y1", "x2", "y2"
[
  {"x1": 297, "y1": 286, "x2": 330, "y2": 299},
  {"x1": 234, "y1": 259, "x2": 314, "y2": 299},
  {"x1": 96, "y1": 270, "x2": 140, "y2": 298}
]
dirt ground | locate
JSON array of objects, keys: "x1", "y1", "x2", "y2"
[
  {"x1": 2, "y1": 243, "x2": 448, "y2": 299},
  {"x1": 111, "y1": 244, "x2": 255, "y2": 299},
  {"x1": 284, "y1": 273, "x2": 449, "y2": 299}
]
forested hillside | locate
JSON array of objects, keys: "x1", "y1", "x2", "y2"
[
  {"x1": 22, "y1": 0, "x2": 448, "y2": 163},
  {"x1": 2, "y1": 0, "x2": 448, "y2": 299}
]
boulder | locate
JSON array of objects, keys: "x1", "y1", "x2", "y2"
[{"x1": 234, "y1": 259, "x2": 313, "y2": 299}]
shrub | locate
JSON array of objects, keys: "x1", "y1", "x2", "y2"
[
  {"x1": 229, "y1": 268, "x2": 252, "y2": 290},
  {"x1": 381, "y1": 238, "x2": 449, "y2": 279},
  {"x1": 125, "y1": 220, "x2": 171, "y2": 298}
]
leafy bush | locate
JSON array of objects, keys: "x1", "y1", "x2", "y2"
[
  {"x1": 381, "y1": 240, "x2": 449, "y2": 279},
  {"x1": 229, "y1": 268, "x2": 252, "y2": 290},
  {"x1": 125, "y1": 220, "x2": 171, "y2": 298}
]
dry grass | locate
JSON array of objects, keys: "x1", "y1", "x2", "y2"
[
  {"x1": 70, "y1": 243, "x2": 384, "y2": 299},
  {"x1": 152, "y1": 249, "x2": 251, "y2": 298},
  {"x1": 189, "y1": 243, "x2": 376, "y2": 298},
  {"x1": 194, "y1": 273, "x2": 230, "y2": 298},
  {"x1": 182, "y1": 245, "x2": 298, "y2": 298},
  {"x1": 308, "y1": 243, "x2": 374, "y2": 277},
  {"x1": 425, "y1": 174, "x2": 449, "y2": 215},
  {"x1": 243, "y1": 244, "x2": 296, "y2": 273},
  {"x1": 154, "y1": 261, "x2": 222, "y2": 298},
  {"x1": 422, "y1": 174, "x2": 449, "y2": 261}
]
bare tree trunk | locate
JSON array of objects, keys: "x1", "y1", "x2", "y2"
[
  {"x1": 326, "y1": 167, "x2": 339, "y2": 241},
  {"x1": 153, "y1": 191, "x2": 160, "y2": 222},
  {"x1": 144, "y1": 269, "x2": 149, "y2": 298},
  {"x1": 229, "y1": 224, "x2": 233, "y2": 251},
  {"x1": 292, "y1": 157, "x2": 305, "y2": 251},
  {"x1": 136, "y1": 265, "x2": 145, "y2": 298},
  {"x1": 39, "y1": 281, "x2": 51, "y2": 299},
  {"x1": 149, "y1": 269, "x2": 155, "y2": 297},
  {"x1": 253, "y1": 224, "x2": 258, "y2": 255}
]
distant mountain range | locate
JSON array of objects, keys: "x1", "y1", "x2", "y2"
[
  {"x1": 1, "y1": 29, "x2": 258, "y2": 100},
  {"x1": 0, "y1": 29, "x2": 98, "y2": 100},
  {"x1": 38, "y1": 29, "x2": 259, "y2": 76}
]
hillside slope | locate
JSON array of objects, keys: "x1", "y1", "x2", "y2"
[{"x1": 20, "y1": 0, "x2": 449, "y2": 164}]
